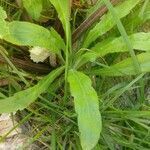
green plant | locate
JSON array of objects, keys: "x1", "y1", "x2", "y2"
[{"x1": 0, "y1": 0, "x2": 150, "y2": 149}]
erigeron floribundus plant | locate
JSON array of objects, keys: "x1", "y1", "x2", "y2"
[
  {"x1": 29, "y1": 46, "x2": 51, "y2": 63},
  {"x1": 0, "y1": 0, "x2": 150, "y2": 150}
]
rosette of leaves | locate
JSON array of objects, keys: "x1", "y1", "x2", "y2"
[{"x1": 0, "y1": 0, "x2": 150, "y2": 149}]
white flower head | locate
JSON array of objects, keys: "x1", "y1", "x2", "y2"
[{"x1": 29, "y1": 46, "x2": 50, "y2": 63}]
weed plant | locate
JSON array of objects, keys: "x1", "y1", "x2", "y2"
[{"x1": 0, "y1": 0, "x2": 150, "y2": 149}]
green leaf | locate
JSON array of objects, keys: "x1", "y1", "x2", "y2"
[
  {"x1": 92, "y1": 53, "x2": 150, "y2": 76},
  {"x1": 0, "y1": 67, "x2": 64, "y2": 113},
  {"x1": 0, "y1": 6, "x2": 65, "y2": 52},
  {"x1": 68, "y1": 70, "x2": 102, "y2": 150},
  {"x1": 3, "y1": 21, "x2": 62, "y2": 53},
  {"x1": 83, "y1": 0, "x2": 141, "y2": 48},
  {"x1": 75, "y1": 32, "x2": 150, "y2": 68},
  {"x1": 139, "y1": 0, "x2": 150, "y2": 21},
  {"x1": 22, "y1": 0, "x2": 43, "y2": 20},
  {"x1": 0, "y1": 92, "x2": 6, "y2": 99},
  {"x1": 48, "y1": 0, "x2": 70, "y2": 87},
  {"x1": 102, "y1": 0, "x2": 140, "y2": 74},
  {"x1": 92, "y1": 32, "x2": 150, "y2": 57},
  {"x1": 50, "y1": 27, "x2": 66, "y2": 51},
  {"x1": 0, "y1": 6, "x2": 9, "y2": 38},
  {"x1": 49, "y1": 0, "x2": 70, "y2": 35}
]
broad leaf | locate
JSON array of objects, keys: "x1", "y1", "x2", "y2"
[
  {"x1": 92, "y1": 32, "x2": 150, "y2": 56},
  {"x1": 50, "y1": 27, "x2": 66, "y2": 51},
  {"x1": 139, "y1": 0, "x2": 150, "y2": 21},
  {"x1": 49, "y1": 0, "x2": 70, "y2": 32},
  {"x1": 0, "y1": 92, "x2": 6, "y2": 99},
  {"x1": 0, "y1": 67, "x2": 64, "y2": 113},
  {"x1": 92, "y1": 53, "x2": 150, "y2": 76},
  {"x1": 22, "y1": 0, "x2": 43, "y2": 20},
  {"x1": 3, "y1": 21, "x2": 63, "y2": 53},
  {"x1": 68, "y1": 70, "x2": 102, "y2": 150},
  {"x1": 144, "y1": 4, "x2": 150, "y2": 20},
  {"x1": 83, "y1": 0, "x2": 141, "y2": 48},
  {"x1": 75, "y1": 32, "x2": 150, "y2": 68},
  {"x1": 0, "y1": 6, "x2": 65, "y2": 53},
  {"x1": 0, "y1": 6, "x2": 8, "y2": 38},
  {"x1": 102, "y1": 0, "x2": 141, "y2": 73},
  {"x1": 49, "y1": 0, "x2": 70, "y2": 41}
]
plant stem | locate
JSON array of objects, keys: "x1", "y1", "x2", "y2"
[{"x1": 72, "y1": 0, "x2": 120, "y2": 43}]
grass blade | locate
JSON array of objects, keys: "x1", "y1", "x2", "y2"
[{"x1": 102, "y1": 0, "x2": 141, "y2": 73}]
